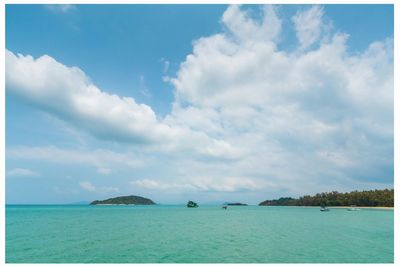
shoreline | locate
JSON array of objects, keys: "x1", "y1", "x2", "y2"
[
  {"x1": 261, "y1": 205, "x2": 394, "y2": 210},
  {"x1": 91, "y1": 204, "x2": 136, "y2": 206},
  {"x1": 330, "y1": 206, "x2": 393, "y2": 210}
]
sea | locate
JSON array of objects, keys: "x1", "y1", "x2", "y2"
[{"x1": 5, "y1": 204, "x2": 394, "y2": 263}]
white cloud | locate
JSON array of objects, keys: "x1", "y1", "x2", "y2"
[
  {"x1": 132, "y1": 177, "x2": 263, "y2": 193},
  {"x1": 292, "y1": 5, "x2": 326, "y2": 50},
  {"x1": 97, "y1": 167, "x2": 111, "y2": 175},
  {"x1": 44, "y1": 4, "x2": 76, "y2": 13},
  {"x1": 166, "y1": 5, "x2": 393, "y2": 194},
  {"x1": 5, "y1": 50, "x2": 175, "y2": 145},
  {"x1": 7, "y1": 168, "x2": 40, "y2": 177},
  {"x1": 160, "y1": 58, "x2": 170, "y2": 74},
  {"x1": 79, "y1": 181, "x2": 119, "y2": 193},
  {"x1": 222, "y1": 5, "x2": 281, "y2": 43},
  {"x1": 5, "y1": 50, "x2": 239, "y2": 160},
  {"x1": 139, "y1": 74, "x2": 152, "y2": 98},
  {"x1": 7, "y1": 146, "x2": 142, "y2": 169},
  {"x1": 79, "y1": 181, "x2": 96, "y2": 192},
  {"x1": 6, "y1": 5, "x2": 393, "y2": 198}
]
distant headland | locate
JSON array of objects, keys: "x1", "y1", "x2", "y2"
[
  {"x1": 259, "y1": 189, "x2": 394, "y2": 207},
  {"x1": 226, "y1": 202, "x2": 248, "y2": 206},
  {"x1": 88, "y1": 189, "x2": 393, "y2": 207},
  {"x1": 90, "y1": 195, "x2": 156, "y2": 205}
]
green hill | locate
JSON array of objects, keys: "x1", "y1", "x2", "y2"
[
  {"x1": 259, "y1": 189, "x2": 394, "y2": 207},
  {"x1": 90, "y1": 195, "x2": 156, "y2": 205}
]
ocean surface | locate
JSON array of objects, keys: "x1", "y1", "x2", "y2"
[{"x1": 6, "y1": 205, "x2": 394, "y2": 263}]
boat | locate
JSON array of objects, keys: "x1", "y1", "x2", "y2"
[
  {"x1": 222, "y1": 205, "x2": 228, "y2": 210},
  {"x1": 320, "y1": 204, "x2": 330, "y2": 212},
  {"x1": 347, "y1": 205, "x2": 361, "y2": 211},
  {"x1": 187, "y1": 200, "x2": 198, "y2": 208}
]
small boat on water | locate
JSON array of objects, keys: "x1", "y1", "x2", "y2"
[
  {"x1": 222, "y1": 205, "x2": 228, "y2": 210},
  {"x1": 187, "y1": 200, "x2": 198, "y2": 208},
  {"x1": 347, "y1": 205, "x2": 361, "y2": 211},
  {"x1": 320, "y1": 205, "x2": 330, "y2": 212}
]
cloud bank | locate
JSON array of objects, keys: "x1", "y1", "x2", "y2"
[
  {"x1": 7, "y1": 168, "x2": 40, "y2": 177},
  {"x1": 6, "y1": 5, "x2": 393, "y2": 198},
  {"x1": 6, "y1": 50, "x2": 175, "y2": 145}
]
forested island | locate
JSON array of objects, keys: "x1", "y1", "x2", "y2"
[
  {"x1": 259, "y1": 189, "x2": 394, "y2": 207},
  {"x1": 226, "y1": 203, "x2": 248, "y2": 206},
  {"x1": 90, "y1": 195, "x2": 156, "y2": 205}
]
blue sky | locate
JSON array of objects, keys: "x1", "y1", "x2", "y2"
[{"x1": 5, "y1": 4, "x2": 394, "y2": 204}]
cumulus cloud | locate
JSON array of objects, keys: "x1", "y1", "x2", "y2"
[
  {"x1": 7, "y1": 168, "x2": 40, "y2": 177},
  {"x1": 5, "y1": 51, "x2": 239, "y2": 160},
  {"x1": 166, "y1": 4, "x2": 393, "y2": 194},
  {"x1": 6, "y1": 50, "x2": 175, "y2": 145},
  {"x1": 222, "y1": 5, "x2": 282, "y2": 43},
  {"x1": 6, "y1": 5, "x2": 393, "y2": 197},
  {"x1": 292, "y1": 5, "x2": 326, "y2": 50}
]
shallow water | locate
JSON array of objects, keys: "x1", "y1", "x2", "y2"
[{"x1": 6, "y1": 205, "x2": 394, "y2": 263}]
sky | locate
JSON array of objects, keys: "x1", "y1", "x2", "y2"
[{"x1": 5, "y1": 4, "x2": 394, "y2": 204}]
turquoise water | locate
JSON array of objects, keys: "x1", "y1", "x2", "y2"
[{"x1": 6, "y1": 205, "x2": 393, "y2": 263}]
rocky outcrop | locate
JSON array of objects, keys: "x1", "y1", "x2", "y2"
[{"x1": 187, "y1": 200, "x2": 198, "y2": 208}]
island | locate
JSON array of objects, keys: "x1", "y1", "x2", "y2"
[
  {"x1": 226, "y1": 202, "x2": 248, "y2": 206},
  {"x1": 90, "y1": 195, "x2": 156, "y2": 205},
  {"x1": 259, "y1": 189, "x2": 394, "y2": 207}
]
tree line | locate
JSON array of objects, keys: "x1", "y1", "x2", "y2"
[{"x1": 259, "y1": 189, "x2": 394, "y2": 207}]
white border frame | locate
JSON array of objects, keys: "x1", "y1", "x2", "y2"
[{"x1": 1, "y1": 0, "x2": 398, "y2": 266}]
